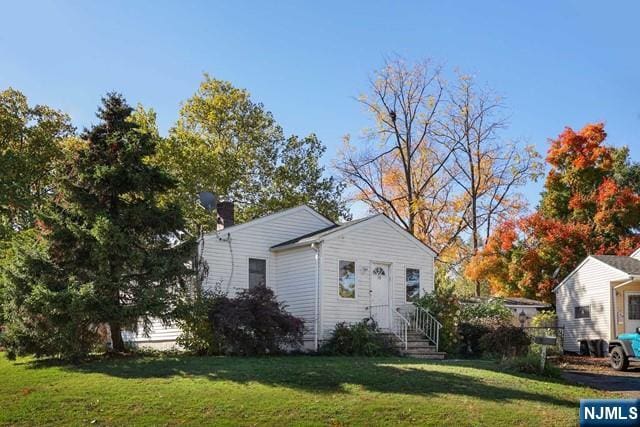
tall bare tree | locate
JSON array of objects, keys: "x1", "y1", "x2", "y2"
[
  {"x1": 437, "y1": 75, "x2": 542, "y2": 292},
  {"x1": 337, "y1": 59, "x2": 542, "y2": 295},
  {"x1": 335, "y1": 58, "x2": 456, "y2": 250}
]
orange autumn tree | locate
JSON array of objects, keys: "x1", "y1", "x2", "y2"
[{"x1": 467, "y1": 123, "x2": 640, "y2": 302}]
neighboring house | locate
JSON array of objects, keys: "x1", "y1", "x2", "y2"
[
  {"x1": 462, "y1": 297, "x2": 551, "y2": 327},
  {"x1": 553, "y1": 249, "x2": 640, "y2": 353},
  {"x1": 503, "y1": 297, "x2": 552, "y2": 327},
  {"x1": 125, "y1": 205, "x2": 440, "y2": 354}
]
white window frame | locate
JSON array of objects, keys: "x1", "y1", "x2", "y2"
[
  {"x1": 574, "y1": 304, "x2": 591, "y2": 320},
  {"x1": 338, "y1": 259, "x2": 357, "y2": 300},
  {"x1": 404, "y1": 266, "x2": 421, "y2": 303},
  {"x1": 248, "y1": 257, "x2": 268, "y2": 289}
]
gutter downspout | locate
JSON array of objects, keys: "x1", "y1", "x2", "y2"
[{"x1": 311, "y1": 242, "x2": 321, "y2": 352}]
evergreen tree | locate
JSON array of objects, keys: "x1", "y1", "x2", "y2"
[{"x1": 1, "y1": 93, "x2": 195, "y2": 358}]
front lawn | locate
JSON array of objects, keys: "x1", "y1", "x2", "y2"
[{"x1": 0, "y1": 354, "x2": 608, "y2": 426}]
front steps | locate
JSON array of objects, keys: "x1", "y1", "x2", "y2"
[{"x1": 381, "y1": 331, "x2": 446, "y2": 359}]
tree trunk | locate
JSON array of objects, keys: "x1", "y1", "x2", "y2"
[{"x1": 109, "y1": 321, "x2": 125, "y2": 353}]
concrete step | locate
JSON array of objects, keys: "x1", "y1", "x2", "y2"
[
  {"x1": 396, "y1": 341, "x2": 436, "y2": 350},
  {"x1": 401, "y1": 351, "x2": 447, "y2": 360}
]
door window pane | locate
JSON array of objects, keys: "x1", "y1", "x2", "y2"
[
  {"x1": 249, "y1": 258, "x2": 266, "y2": 289},
  {"x1": 629, "y1": 295, "x2": 640, "y2": 320},
  {"x1": 339, "y1": 261, "x2": 356, "y2": 298},
  {"x1": 406, "y1": 268, "x2": 420, "y2": 302}
]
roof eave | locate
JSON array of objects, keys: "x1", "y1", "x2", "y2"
[{"x1": 270, "y1": 239, "x2": 320, "y2": 252}]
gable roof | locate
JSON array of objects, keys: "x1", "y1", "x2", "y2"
[
  {"x1": 204, "y1": 205, "x2": 334, "y2": 236},
  {"x1": 591, "y1": 255, "x2": 640, "y2": 275},
  {"x1": 270, "y1": 216, "x2": 375, "y2": 249},
  {"x1": 552, "y1": 254, "x2": 640, "y2": 292},
  {"x1": 271, "y1": 214, "x2": 437, "y2": 257},
  {"x1": 631, "y1": 247, "x2": 640, "y2": 260}
]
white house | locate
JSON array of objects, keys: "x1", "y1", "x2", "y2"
[
  {"x1": 125, "y1": 205, "x2": 441, "y2": 354},
  {"x1": 554, "y1": 249, "x2": 640, "y2": 353}
]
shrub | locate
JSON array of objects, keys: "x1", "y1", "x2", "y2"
[
  {"x1": 175, "y1": 286, "x2": 304, "y2": 356},
  {"x1": 500, "y1": 350, "x2": 561, "y2": 378},
  {"x1": 479, "y1": 325, "x2": 531, "y2": 358},
  {"x1": 174, "y1": 288, "x2": 223, "y2": 355},
  {"x1": 457, "y1": 322, "x2": 491, "y2": 357},
  {"x1": 415, "y1": 286, "x2": 460, "y2": 353},
  {"x1": 460, "y1": 299, "x2": 512, "y2": 325},
  {"x1": 320, "y1": 319, "x2": 396, "y2": 356},
  {"x1": 212, "y1": 286, "x2": 304, "y2": 355},
  {"x1": 531, "y1": 310, "x2": 557, "y2": 328}
]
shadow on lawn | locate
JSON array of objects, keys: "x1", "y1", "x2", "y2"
[{"x1": 24, "y1": 356, "x2": 577, "y2": 408}]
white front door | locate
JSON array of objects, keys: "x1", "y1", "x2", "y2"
[
  {"x1": 370, "y1": 262, "x2": 391, "y2": 329},
  {"x1": 625, "y1": 291, "x2": 640, "y2": 334}
]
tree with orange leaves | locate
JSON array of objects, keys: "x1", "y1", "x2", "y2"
[{"x1": 467, "y1": 123, "x2": 640, "y2": 302}]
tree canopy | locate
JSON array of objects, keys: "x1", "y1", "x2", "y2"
[
  {"x1": 0, "y1": 88, "x2": 74, "y2": 240},
  {"x1": 336, "y1": 58, "x2": 541, "y2": 288},
  {"x1": 1, "y1": 94, "x2": 195, "y2": 358},
  {"x1": 466, "y1": 123, "x2": 640, "y2": 301},
  {"x1": 154, "y1": 75, "x2": 349, "y2": 232}
]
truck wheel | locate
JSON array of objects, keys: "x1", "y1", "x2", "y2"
[{"x1": 610, "y1": 346, "x2": 629, "y2": 371}]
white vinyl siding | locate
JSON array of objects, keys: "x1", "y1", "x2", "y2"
[
  {"x1": 274, "y1": 246, "x2": 318, "y2": 344},
  {"x1": 201, "y1": 206, "x2": 332, "y2": 295},
  {"x1": 318, "y1": 216, "x2": 434, "y2": 341},
  {"x1": 555, "y1": 257, "x2": 626, "y2": 352},
  {"x1": 122, "y1": 319, "x2": 181, "y2": 348},
  {"x1": 126, "y1": 206, "x2": 332, "y2": 347}
]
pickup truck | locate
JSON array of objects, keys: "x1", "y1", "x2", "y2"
[{"x1": 609, "y1": 327, "x2": 640, "y2": 371}]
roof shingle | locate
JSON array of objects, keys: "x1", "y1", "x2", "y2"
[{"x1": 591, "y1": 255, "x2": 640, "y2": 275}]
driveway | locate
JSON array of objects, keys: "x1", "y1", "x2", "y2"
[{"x1": 558, "y1": 355, "x2": 640, "y2": 397}]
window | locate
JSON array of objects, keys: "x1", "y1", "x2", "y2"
[
  {"x1": 339, "y1": 260, "x2": 356, "y2": 298},
  {"x1": 406, "y1": 268, "x2": 420, "y2": 302},
  {"x1": 574, "y1": 305, "x2": 590, "y2": 319},
  {"x1": 629, "y1": 295, "x2": 640, "y2": 320},
  {"x1": 249, "y1": 258, "x2": 266, "y2": 289}
]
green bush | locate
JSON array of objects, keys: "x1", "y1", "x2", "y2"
[
  {"x1": 500, "y1": 350, "x2": 561, "y2": 378},
  {"x1": 479, "y1": 325, "x2": 531, "y2": 358},
  {"x1": 460, "y1": 299, "x2": 512, "y2": 325},
  {"x1": 457, "y1": 322, "x2": 491, "y2": 356},
  {"x1": 531, "y1": 310, "x2": 557, "y2": 328},
  {"x1": 320, "y1": 319, "x2": 396, "y2": 356},
  {"x1": 174, "y1": 288, "x2": 223, "y2": 355},
  {"x1": 415, "y1": 286, "x2": 460, "y2": 353}
]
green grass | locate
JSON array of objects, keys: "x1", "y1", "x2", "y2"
[{"x1": 0, "y1": 354, "x2": 608, "y2": 426}]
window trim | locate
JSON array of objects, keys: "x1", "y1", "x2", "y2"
[
  {"x1": 247, "y1": 257, "x2": 268, "y2": 289},
  {"x1": 338, "y1": 259, "x2": 357, "y2": 300},
  {"x1": 574, "y1": 304, "x2": 591, "y2": 320},
  {"x1": 404, "y1": 266, "x2": 421, "y2": 303}
]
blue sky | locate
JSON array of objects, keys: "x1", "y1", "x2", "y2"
[{"x1": 2, "y1": 1, "x2": 639, "y2": 216}]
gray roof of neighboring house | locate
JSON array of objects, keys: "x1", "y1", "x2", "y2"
[
  {"x1": 592, "y1": 255, "x2": 640, "y2": 275},
  {"x1": 270, "y1": 216, "x2": 377, "y2": 249},
  {"x1": 462, "y1": 296, "x2": 550, "y2": 307}
]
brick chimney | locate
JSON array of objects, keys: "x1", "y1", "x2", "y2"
[{"x1": 216, "y1": 201, "x2": 235, "y2": 230}]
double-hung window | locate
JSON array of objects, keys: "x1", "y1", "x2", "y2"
[
  {"x1": 405, "y1": 268, "x2": 420, "y2": 302},
  {"x1": 249, "y1": 258, "x2": 266, "y2": 289},
  {"x1": 339, "y1": 260, "x2": 356, "y2": 298}
]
